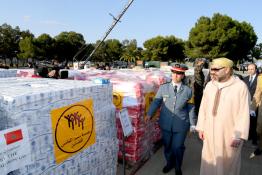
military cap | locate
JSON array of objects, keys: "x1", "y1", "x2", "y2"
[{"x1": 171, "y1": 63, "x2": 188, "y2": 73}]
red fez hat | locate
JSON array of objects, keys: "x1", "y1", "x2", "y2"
[{"x1": 171, "y1": 63, "x2": 188, "y2": 73}]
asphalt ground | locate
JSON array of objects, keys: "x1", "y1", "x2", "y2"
[{"x1": 118, "y1": 134, "x2": 262, "y2": 175}]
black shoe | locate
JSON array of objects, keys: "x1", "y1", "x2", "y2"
[
  {"x1": 254, "y1": 148, "x2": 262, "y2": 155},
  {"x1": 162, "y1": 165, "x2": 173, "y2": 174},
  {"x1": 249, "y1": 148, "x2": 262, "y2": 159},
  {"x1": 175, "y1": 169, "x2": 182, "y2": 175}
]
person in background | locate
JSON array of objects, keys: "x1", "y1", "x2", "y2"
[
  {"x1": 27, "y1": 62, "x2": 33, "y2": 68},
  {"x1": 105, "y1": 63, "x2": 111, "y2": 70},
  {"x1": 243, "y1": 63, "x2": 258, "y2": 146},
  {"x1": 250, "y1": 74, "x2": 262, "y2": 158},
  {"x1": 0, "y1": 63, "x2": 9, "y2": 69},
  {"x1": 48, "y1": 69, "x2": 60, "y2": 79},
  {"x1": 193, "y1": 58, "x2": 205, "y2": 116},
  {"x1": 36, "y1": 66, "x2": 49, "y2": 78},
  {"x1": 196, "y1": 58, "x2": 250, "y2": 175},
  {"x1": 145, "y1": 64, "x2": 196, "y2": 175},
  {"x1": 48, "y1": 59, "x2": 66, "y2": 79}
]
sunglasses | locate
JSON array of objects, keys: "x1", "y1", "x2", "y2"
[{"x1": 210, "y1": 67, "x2": 225, "y2": 72}]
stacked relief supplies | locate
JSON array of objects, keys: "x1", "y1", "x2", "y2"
[
  {"x1": 0, "y1": 69, "x2": 17, "y2": 78},
  {"x1": 72, "y1": 69, "x2": 169, "y2": 164},
  {"x1": 0, "y1": 78, "x2": 118, "y2": 175},
  {"x1": 16, "y1": 69, "x2": 36, "y2": 78},
  {"x1": 114, "y1": 69, "x2": 167, "y2": 145},
  {"x1": 113, "y1": 75, "x2": 155, "y2": 164}
]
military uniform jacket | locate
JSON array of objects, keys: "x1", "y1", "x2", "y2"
[{"x1": 147, "y1": 81, "x2": 196, "y2": 132}]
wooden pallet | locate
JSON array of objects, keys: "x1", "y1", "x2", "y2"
[{"x1": 118, "y1": 141, "x2": 163, "y2": 175}]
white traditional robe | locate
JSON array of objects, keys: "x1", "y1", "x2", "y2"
[{"x1": 196, "y1": 76, "x2": 250, "y2": 175}]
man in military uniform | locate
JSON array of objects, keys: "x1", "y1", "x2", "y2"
[{"x1": 145, "y1": 64, "x2": 196, "y2": 175}]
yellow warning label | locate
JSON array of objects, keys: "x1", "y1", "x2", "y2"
[
  {"x1": 113, "y1": 91, "x2": 123, "y2": 110},
  {"x1": 144, "y1": 91, "x2": 159, "y2": 120}
]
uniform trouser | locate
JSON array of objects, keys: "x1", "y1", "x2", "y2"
[
  {"x1": 256, "y1": 131, "x2": 262, "y2": 150},
  {"x1": 161, "y1": 129, "x2": 187, "y2": 171},
  {"x1": 249, "y1": 116, "x2": 258, "y2": 144},
  {"x1": 259, "y1": 134, "x2": 262, "y2": 150}
]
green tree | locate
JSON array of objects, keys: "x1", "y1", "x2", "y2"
[
  {"x1": 20, "y1": 29, "x2": 34, "y2": 39},
  {"x1": 185, "y1": 13, "x2": 257, "y2": 63},
  {"x1": 250, "y1": 43, "x2": 262, "y2": 60},
  {"x1": 143, "y1": 36, "x2": 168, "y2": 61},
  {"x1": 166, "y1": 36, "x2": 185, "y2": 62},
  {"x1": 91, "y1": 39, "x2": 122, "y2": 63},
  {"x1": 104, "y1": 39, "x2": 122, "y2": 62},
  {"x1": 54, "y1": 31, "x2": 86, "y2": 63},
  {"x1": 91, "y1": 40, "x2": 107, "y2": 62},
  {"x1": 0, "y1": 23, "x2": 21, "y2": 65},
  {"x1": 143, "y1": 35, "x2": 185, "y2": 62},
  {"x1": 73, "y1": 43, "x2": 94, "y2": 63},
  {"x1": 18, "y1": 36, "x2": 36, "y2": 62},
  {"x1": 120, "y1": 39, "x2": 141, "y2": 63},
  {"x1": 35, "y1": 34, "x2": 55, "y2": 61}
]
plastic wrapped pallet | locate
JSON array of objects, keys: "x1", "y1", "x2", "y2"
[
  {"x1": 0, "y1": 78, "x2": 118, "y2": 175},
  {"x1": 113, "y1": 78, "x2": 155, "y2": 164},
  {"x1": 0, "y1": 69, "x2": 17, "y2": 78},
  {"x1": 16, "y1": 69, "x2": 36, "y2": 78},
  {"x1": 69, "y1": 69, "x2": 169, "y2": 164},
  {"x1": 105, "y1": 72, "x2": 154, "y2": 163}
]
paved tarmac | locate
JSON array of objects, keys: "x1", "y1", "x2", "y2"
[{"x1": 118, "y1": 133, "x2": 262, "y2": 175}]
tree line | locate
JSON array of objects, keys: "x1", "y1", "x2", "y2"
[{"x1": 0, "y1": 13, "x2": 262, "y2": 67}]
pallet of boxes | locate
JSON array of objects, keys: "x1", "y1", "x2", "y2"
[
  {"x1": 0, "y1": 69, "x2": 17, "y2": 78},
  {"x1": 112, "y1": 70, "x2": 167, "y2": 170},
  {"x1": 0, "y1": 77, "x2": 118, "y2": 175},
  {"x1": 82, "y1": 69, "x2": 167, "y2": 173},
  {"x1": 62, "y1": 68, "x2": 168, "y2": 173}
]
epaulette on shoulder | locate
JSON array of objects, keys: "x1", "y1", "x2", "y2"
[{"x1": 160, "y1": 81, "x2": 171, "y2": 86}]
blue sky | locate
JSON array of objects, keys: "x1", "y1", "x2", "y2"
[{"x1": 1, "y1": 0, "x2": 261, "y2": 47}]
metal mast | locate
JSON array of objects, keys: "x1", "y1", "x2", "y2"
[{"x1": 73, "y1": 0, "x2": 135, "y2": 67}]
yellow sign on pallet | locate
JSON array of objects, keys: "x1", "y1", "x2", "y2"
[
  {"x1": 51, "y1": 99, "x2": 96, "y2": 164},
  {"x1": 113, "y1": 91, "x2": 123, "y2": 110},
  {"x1": 144, "y1": 91, "x2": 159, "y2": 120},
  {"x1": 145, "y1": 91, "x2": 155, "y2": 114}
]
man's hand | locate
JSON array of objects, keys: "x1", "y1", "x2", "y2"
[
  {"x1": 144, "y1": 115, "x2": 151, "y2": 122},
  {"x1": 250, "y1": 110, "x2": 256, "y2": 117},
  {"x1": 198, "y1": 131, "x2": 205, "y2": 140},
  {"x1": 230, "y1": 138, "x2": 243, "y2": 148},
  {"x1": 190, "y1": 125, "x2": 196, "y2": 133}
]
